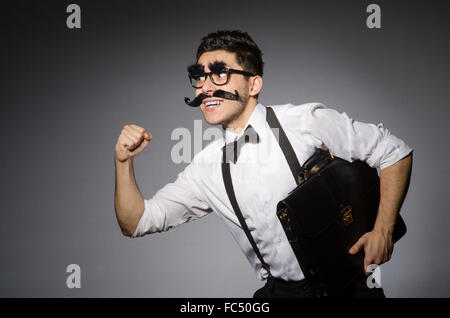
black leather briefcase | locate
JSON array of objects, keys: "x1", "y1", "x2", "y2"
[{"x1": 276, "y1": 148, "x2": 407, "y2": 296}]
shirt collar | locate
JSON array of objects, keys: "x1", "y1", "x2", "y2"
[{"x1": 223, "y1": 103, "x2": 267, "y2": 144}]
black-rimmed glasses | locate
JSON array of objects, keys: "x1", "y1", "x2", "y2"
[{"x1": 189, "y1": 68, "x2": 256, "y2": 89}]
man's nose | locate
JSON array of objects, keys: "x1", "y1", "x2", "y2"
[{"x1": 201, "y1": 74, "x2": 217, "y2": 94}]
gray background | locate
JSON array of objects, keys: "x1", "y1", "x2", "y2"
[{"x1": 1, "y1": 0, "x2": 449, "y2": 297}]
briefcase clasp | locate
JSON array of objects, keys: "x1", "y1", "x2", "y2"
[
  {"x1": 297, "y1": 170, "x2": 309, "y2": 184},
  {"x1": 340, "y1": 205, "x2": 354, "y2": 226},
  {"x1": 278, "y1": 208, "x2": 291, "y2": 223}
]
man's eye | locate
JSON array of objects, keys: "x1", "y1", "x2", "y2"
[{"x1": 219, "y1": 72, "x2": 227, "y2": 78}]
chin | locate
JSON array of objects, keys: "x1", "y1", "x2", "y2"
[
  {"x1": 201, "y1": 100, "x2": 244, "y2": 127},
  {"x1": 200, "y1": 107, "x2": 225, "y2": 125},
  {"x1": 203, "y1": 114, "x2": 226, "y2": 126}
]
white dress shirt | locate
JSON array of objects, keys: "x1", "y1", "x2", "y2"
[{"x1": 132, "y1": 102, "x2": 413, "y2": 281}]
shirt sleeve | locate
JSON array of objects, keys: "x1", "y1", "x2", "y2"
[
  {"x1": 303, "y1": 103, "x2": 413, "y2": 169},
  {"x1": 132, "y1": 161, "x2": 212, "y2": 237}
]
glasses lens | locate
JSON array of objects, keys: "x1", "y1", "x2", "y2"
[
  {"x1": 190, "y1": 74, "x2": 206, "y2": 88},
  {"x1": 211, "y1": 71, "x2": 229, "y2": 85},
  {"x1": 190, "y1": 71, "x2": 229, "y2": 88}
]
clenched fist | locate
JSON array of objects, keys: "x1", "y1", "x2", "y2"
[{"x1": 115, "y1": 124, "x2": 152, "y2": 163}]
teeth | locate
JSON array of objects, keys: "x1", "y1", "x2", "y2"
[{"x1": 205, "y1": 101, "x2": 221, "y2": 107}]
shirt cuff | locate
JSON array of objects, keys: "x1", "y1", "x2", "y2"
[
  {"x1": 370, "y1": 132, "x2": 414, "y2": 170},
  {"x1": 131, "y1": 199, "x2": 153, "y2": 238}
]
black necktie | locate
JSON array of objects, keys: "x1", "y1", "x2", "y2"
[{"x1": 222, "y1": 125, "x2": 260, "y2": 164}]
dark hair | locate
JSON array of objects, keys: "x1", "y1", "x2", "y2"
[{"x1": 196, "y1": 30, "x2": 264, "y2": 77}]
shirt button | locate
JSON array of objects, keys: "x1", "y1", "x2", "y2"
[{"x1": 287, "y1": 268, "x2": 292, "y2": 272}]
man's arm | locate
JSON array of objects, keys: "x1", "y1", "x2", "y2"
[
  {"x1": 114, "y1": 124, "x2": 152, "y2": 236},
  {"x1": 375, "y1": 153, "x2": 413, "y2": 235},
  {"x1": 115, "y1": 158, "x2": 145, "y2": 236},
  {"x1": 114, "y1": 124, "x2": 213, "y2": 238},
  {"x1": 349, "y1": 153, "x2": 413, "y2": 272}
]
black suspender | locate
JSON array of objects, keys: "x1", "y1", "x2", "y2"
[
  {"x1": 265, "y1": 107, "x2": 302, "y2": 185},
  {"x1": 221, "y1": 106, "x2": 302, "y2": 276},
  {"x1": 221, "y1": 161, "x2": 271, "y2": 274}
]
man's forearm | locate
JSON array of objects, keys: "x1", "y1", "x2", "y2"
[
  {"x1": 374, "y1": 153, "x2": 413, "y2": 234},
  {"x1": 114, "y1": 158, "x2": 145, "y2": 236}
]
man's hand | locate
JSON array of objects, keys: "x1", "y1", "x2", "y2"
[
  {"x1": 115, "y1": 124, "x2": 152, "y2": 163},
  {"x1": 348, "y1": 229, "x2": 394, "y2": 275}
]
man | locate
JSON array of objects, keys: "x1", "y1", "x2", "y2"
[{"x1": 114, "y1": 30, "x2": 413, "y2": 298}]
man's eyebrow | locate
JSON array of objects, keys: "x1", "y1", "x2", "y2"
[
  {"x1": 209, "y1": 61, "x2": 228, "y2": 73},
  {"x1": 187, "y1": 63, "x2": 204, "y2": 75}
]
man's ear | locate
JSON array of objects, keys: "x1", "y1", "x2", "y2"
[{"x1": 249, "y1": 75, "x2": 263, "y2": 97}]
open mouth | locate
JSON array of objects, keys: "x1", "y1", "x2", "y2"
[{"x1": 203, "y1": 100, "x2": 223, "y2": 111}]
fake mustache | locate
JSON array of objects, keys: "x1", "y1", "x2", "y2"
[{"x1": 184, "y1": 90, "x2": 240, "y2": 107}]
